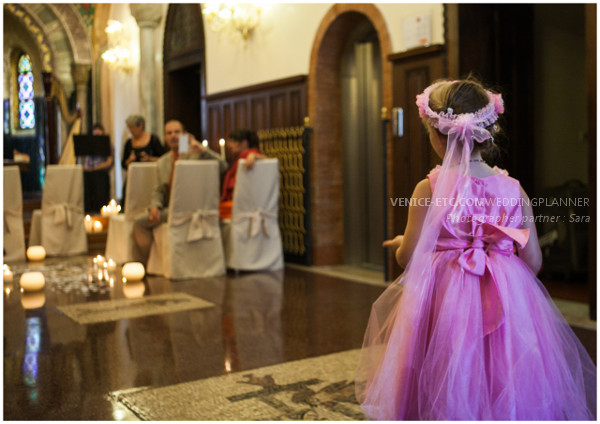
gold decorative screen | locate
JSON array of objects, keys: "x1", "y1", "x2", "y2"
[{"x1": 258, "y1": 126, "x2": 311, "y2": 264}]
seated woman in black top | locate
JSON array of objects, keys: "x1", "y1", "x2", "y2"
[{"x1": 121, "y1": 114, "x2": 166, "y2": 169}]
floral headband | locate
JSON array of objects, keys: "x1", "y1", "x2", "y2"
[{"x1": 416, "y1": 81, "x2": 504, "y2": 145}]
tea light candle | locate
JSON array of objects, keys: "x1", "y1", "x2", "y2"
[
  {"x1": 20, "y1": 271, "x2": 45, "y2": 291},
  {"x1": 105, "y1": 258, "x2": 117, "y2": 271},
  {"x1": 122, "y1": 262, "x2": 145, "y2": 281},
  {"x1": 202, "y1": 139, "x2": 208, "y2": 149},
  {"x1": 101, "y1": 199, "x2": 121, "y2": 217},
  {"x1": 3, "y1": 265, "x2": 13, "y2": 282},
  {"x1": 219, "y1": 138, "x2": 226, "y2": 160},
  {"x1": 21, "y1": 291, "x2": 45, "y2": 309},
  {"x1": 123, "y1": 281, "x2": 146, "y2": 299},
  {"x1": 26, "y1": 246, "x2": 46, "y2": 262},
  {"x1": 84, "y1": 215, "x2": 93, "y2": 233},
  {"x1": 93, "y1": 220, "x2": 103, "y2": 232}
]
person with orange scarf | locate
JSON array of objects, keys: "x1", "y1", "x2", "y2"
[{"x1": 219, "y1": 129, "x2": 265, "y2": 219}]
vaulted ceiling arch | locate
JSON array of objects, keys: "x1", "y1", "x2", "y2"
[{"x1": 4, "y1": 3, "x2": 93, "y2": 96}]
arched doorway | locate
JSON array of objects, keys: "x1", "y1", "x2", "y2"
[
  {"x1": 163, "y1": 4, "x2": 206, "y2": 140},
  {"x1": 308, "y1": 5, "x2": 392, "y2": 269}
]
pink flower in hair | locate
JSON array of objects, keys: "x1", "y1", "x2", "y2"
[
  {"x1": 492, "y1": 93, "x2": 504, "y2": 114},
  {"x1": 416, "y1": 93, "x2": 428, "y2": 118}
]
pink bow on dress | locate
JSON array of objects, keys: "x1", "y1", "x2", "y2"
[{"x1": 436, "y1": 216, "x2": 530, "y2": 335}]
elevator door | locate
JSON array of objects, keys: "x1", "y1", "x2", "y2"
[{"x1": 341, "y1": 39, "x2": 384, "y2": 270}]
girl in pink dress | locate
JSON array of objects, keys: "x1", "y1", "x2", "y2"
[{"x1": 355, "y1": 79, "x2": 596, "y2": 420}]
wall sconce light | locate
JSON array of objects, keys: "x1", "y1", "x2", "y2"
[
  {"x1": 101, "y1": 20, "x2": 134, "y2": 72},
  {"x1": 202, "y1": 3, "x2": 262, "y2": 41}
]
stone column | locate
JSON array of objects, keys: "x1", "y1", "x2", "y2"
[
  {"x1": 71, "y1": 63, "x2": 91, "y2": 134},
  {"x1": 130, "y1": 4, "x2": 163, "y2": 135}
]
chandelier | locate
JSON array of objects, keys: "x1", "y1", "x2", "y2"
[
  {"x1": 202, "y1": 3, "x2": 262, "y2": 41},
  {"x1": 101, "y1": 20, "x2": 134, "y2": 72}
]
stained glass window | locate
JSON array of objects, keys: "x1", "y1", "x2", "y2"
[{"x1": 18, "y1": 54, "x2": 35, "y2": 130}]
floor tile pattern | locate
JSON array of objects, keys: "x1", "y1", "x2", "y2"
[
  {"x1": 58, "y1": 292, "x2": 214, "y2": 325},
  {"x1": 112, "y1": 349, "x2": 364, "y2": 421}
]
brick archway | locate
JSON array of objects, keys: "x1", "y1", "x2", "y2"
[{"x1": 308, "y1": 4, "x2": 392, "y2": 266}]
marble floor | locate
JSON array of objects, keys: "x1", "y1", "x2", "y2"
[{"x1": 3, "y1": 256, "x2": 596, "y2": 420}]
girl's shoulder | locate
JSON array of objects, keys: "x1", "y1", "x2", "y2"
[
  {"x1": 426, "y1": 165, "x2": 521, "y2": 189},
  {"x1": 426, "y1": 165, "x2": 442, "y2": 191},
  {"x1": 489, "y1": 166, "x2": 521, "y2": 187},
  {"x1": 426, "y1": 165, "x2": 443, "y2": 179},
  {"x1": 427, "y1": 165, "x2": 516, "y2": 179}
]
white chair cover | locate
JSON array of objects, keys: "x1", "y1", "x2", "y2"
[
  {"x1": 105, "y1": 163, "x2": 158, "y2": 263},
  {"x1": 147, "y1": 161, "x2": 226, "y2": 279},
  {"x1": 39, "y1": 165, "x2": 87, "y2": 256},
  {"x1": 223, "y1": 158, "x2": 284, "y2": 271},
  {"x1": 3, "y1": 167, "x2": 26, "y2": 262}
]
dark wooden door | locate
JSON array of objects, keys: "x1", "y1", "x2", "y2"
[
  {"x1": 163, "y1": 4, "x2": 206, "y2": 140},
  {"x1": 388, "y1": 46, "x2": 445, "y2": 278},
  {"x1": 585, "y1": 4, "x2": 596, "y2": 319},
  {"x1": 164, "y1": 64, "x2": 202, "y2": 139}
]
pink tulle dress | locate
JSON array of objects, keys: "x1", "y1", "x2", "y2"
[{"x1": 355, "y1": 166, "x2": 597, "y2": 420}]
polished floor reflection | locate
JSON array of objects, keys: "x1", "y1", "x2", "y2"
[{"x1": 3, "y1": 256, "x2": 595, "y2": 420}]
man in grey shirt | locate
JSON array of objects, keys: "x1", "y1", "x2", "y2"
[{"x1": 132, "y1": 119, "x2": 228, "y2": 264}]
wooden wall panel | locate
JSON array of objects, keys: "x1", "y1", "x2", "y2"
[
  {"x1": 269, "y1": 93, "x2": 286, "y2": 128},
  {"x1": 251, "y1": 98, "x2": 267, "y2": 130},
  {"x1": 290, "y1": 90, "x2": 303, "y2": 125},
  {"x1": 233, "y1": 101, "x2": 248, "y2": 129},
  {"x1": 207, "y1": 105, "x2": 220, "y2": 148},
  {"x1": 223, "y1": 104, "x2": 232, "y2": 142},
  {"x1": 205, "y1": 75, "x2": 307, "y2": 143}
]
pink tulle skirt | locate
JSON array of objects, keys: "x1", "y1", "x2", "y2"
[{"x1": 355, "y1": 251, "x2": 596, "y2": 420}]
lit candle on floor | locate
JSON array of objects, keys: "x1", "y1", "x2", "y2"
[
  {"x1": 101, "y1": 199, "x2": 121, "y2": 217},
  {"x1": 20, "y1": 271, "x2": 45, "y2": 291},
  {"x1": 84, "y1": 215, "x2": 93, "y2": 233},
  {"x1": 219, "y1": 138, "x2": 226, "y2": 160},
  {"x1": 93, "y1": 220, "x2": 103, "y2": 232},
  {"x1": 122, "y1": 262, "x2": 145, "y2": 281},
  {"x1": 26, "y1": 246, "x2": 46, "y2": 262},
  {"x1": 105, "y1": 258, "x2": 117, "y2": 271},
  {"x1": 3, "y1": 264, "x2": 13, "y2": 282}
]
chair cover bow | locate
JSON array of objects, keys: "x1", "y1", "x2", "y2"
[
  {"x1": 44, "y1": 203, "x2": 82, "y2": 228},
  {"x1": 436, "y1": 216, "x2": 529, "y2": 335},
  {"x1": 235, "y1": 209, "x2": 277, "y2": 238},
  {"x1": 171, "y1": 209, "x2": 219, "y2": 242},
  {"x1": 4, "y1": 208, "x2": 21, "y2": 234}
]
